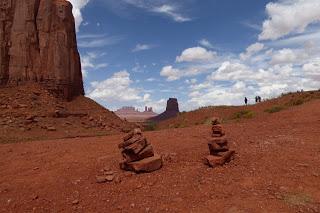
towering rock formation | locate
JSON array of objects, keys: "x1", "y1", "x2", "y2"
[
  {"x1": 150, "y1": 98, "x2": 180, "y2": 122},
  {"x1": 0, "y1": 0, "x2": 84, "y2": 100}
]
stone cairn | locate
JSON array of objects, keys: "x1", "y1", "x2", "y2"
[
  {"x1": 118, "y1": 128, "x2": 163, "y2": 173},
  {"x1": 204, "y1": 118, "x2": 235, "y2": 167}
]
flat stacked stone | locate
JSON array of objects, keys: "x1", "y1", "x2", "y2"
[
  {"x1": 119, "y1": 128, "x2": 162, "y2": 173},
  {"x1": 204, "y1": 118, "x2": 235, "y2": 167}
]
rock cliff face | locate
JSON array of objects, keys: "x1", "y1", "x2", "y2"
[
  {"x1": 150, "y1": 98, "x2": 180, "y2": 122},
  {"x1": 0, "y1": 0, "x2": 84, "y2": 100}
]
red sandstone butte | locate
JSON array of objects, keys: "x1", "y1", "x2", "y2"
[{"x1": 0, "y1": 0, "x2": 84, "y2": 100}]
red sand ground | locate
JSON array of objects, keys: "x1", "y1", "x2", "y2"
[{"x1": 0, "y1": 98, "x2": 319, "y2": 212}]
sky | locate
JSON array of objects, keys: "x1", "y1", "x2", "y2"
[{"x1": 67, "y1": 0, "x2": 320, "y2": 113}]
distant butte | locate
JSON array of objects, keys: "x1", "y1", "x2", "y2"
[
  {"x1": 149, "y1": 98, "x2": 180, "y2": 122},
  {"x1": 0, "y1": 0, "x2": 84, "y2": 100}
]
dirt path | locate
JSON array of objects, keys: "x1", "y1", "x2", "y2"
[{"x1": 0, "y1": 100, "x2": 320, "y2": 212}]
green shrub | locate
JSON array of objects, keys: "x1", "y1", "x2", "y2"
[
  {"x1": 231, "y1": 110, "x2": 255, "y2": 119},
  {"x1": 144, "y1": 122, "x2": 157, "y2": 131},
  {"x1": 264, "y1": 105, "x2": 285, "y2": 113},
  {"x1": 286, "y1": 98, "x2": 304, "y2": 107},
  {"x1": 202, "y1": 116, "x2": 212, "y2": 125}
]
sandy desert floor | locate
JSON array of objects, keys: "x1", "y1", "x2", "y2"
[{"x1": 0, "y1": 100, "x2": 319, "y2": 212}]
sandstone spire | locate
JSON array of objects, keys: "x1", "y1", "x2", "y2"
[{"x1": 0, "y1": 0, "x2": 84, "y2": 100}]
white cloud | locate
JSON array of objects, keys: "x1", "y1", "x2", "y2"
[
  {"x1": 152, "y1": 4, "x2": 191, "y2": 22},
  {"x1": 176, "y1": 47, "x2": 217, "y2": 63},
  {"x1": 270, "y1": 48, "x2": 309, "y2": 65},
  {"x1": 259, "y1": 0, "x2": 320, "y2": 40},
  {"x1": 132, "y1": 44, "x2": 154, "y2": 52},
  {"x1": 198, "y1": 39, "x2": 214, "y2": 49},
  {"x1": 86, "y1": 71, "x2": 167, "y2": 113},
  {"x1": 210, "y1": 61, "x2": 253, "y2": 81},
  {"x1": 269, "y1": 30, "x2": 320, "y2": 47},
  {"x1": 123, "y1": 1, "x2": 191, "y2": 22},
  {"x1": 88, "y1": 71, "x2": 141, "y2": 102},
  {"x1": 81, "y1": 52, "x2": 108, "y2": 78},
  {"x1": 77, "y1": 34, "x2": 124, "y2": 48},
  {"x1": 160, "y1": 66, "x2": 181, "y2": 81},
  {"x1": 160, "y1": 63, "x2": 217, "y2": 81},
  {"x1": 146, "y1": 78, "x2": 157, "y2": 82},
  {"x1": 67, "y1": 0, "x2": 90, "y2": 32},
  {"x1": 240, "y1": 42, "x2": 264, "y2": 60},
  {"x1": 303, "y1": 58, "x2": 320, "y2": 80}
]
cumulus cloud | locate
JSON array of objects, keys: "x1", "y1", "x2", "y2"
[
  {"x1": 88, "y1": 71, "x2": 141, "y2": 102},
  {"x1": 303, "y1": 58, "x2": 320, "y2": 80},
  {"x1": 259, "y1": 0, "x2": 320, "y2": 40},
  {"x1": 240, "y1": 42, "x2": 264, "y2": 60},
  {"x1": 67, "y1": 0, "x2": 90, "y2": 31},
  {"x1": 270, "y1": 48, "x2": 309, "y2": 65},
  {"x1": 160, "y1": 66, "x2": 181, "y2": 81},
  {"x1": 176, "y1": 47, "x2": 217, "y2": 63},
  {"x1": 86, "y1": 71, "x2": 167, "y2": 112}
]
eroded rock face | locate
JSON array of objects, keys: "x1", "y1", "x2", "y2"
[
  {"x1": 0, "y1": 0, "x2": 84, "y2": 100},
  {"x1": 150, "y1": 98, "x2": 180, "y2": 122},
  {"x1": 166, "y1": 98, "x2": 179, "y2": 112}
]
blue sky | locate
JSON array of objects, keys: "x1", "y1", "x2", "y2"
[{"x1": 68, "y1": 0, "x2": 320, "y2": 112}]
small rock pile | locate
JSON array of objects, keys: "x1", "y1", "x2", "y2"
[
  {"x1": 204, "y1": 118, "x2": 235, "y2": 167},
  {"x1": 119, "y1": 128, "x2": 163, "y2": 173}
]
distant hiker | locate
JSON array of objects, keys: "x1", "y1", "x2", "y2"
[
  {"x1": 255, "y1": 96, "x2": 258, "y2": 103},
  {"x1": 244, "y1": 97, "x2": 248, "y2": 106},
  {"x1": 258, "y1": 96, "x2": 262, "y2": 102}
]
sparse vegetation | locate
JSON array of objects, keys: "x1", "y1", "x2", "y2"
[
  {"x1": 202, "y1": 116, "x2": 212, "y2": 125},
  {"x1": 286, "y1": 98, "x2": 305, "y2": 107},
  {"x1": 282, "y1": 192, "x2": 313, "y2": 206},
  {"x1": 144, "y1": 122, "x2": 157, "y2": 131},
  {"x1": 231, "y1": 110, "x2": 255, "y2": 120},
  {"x1": 264, "y1": 105, "x2": 285, "y2": 113}
]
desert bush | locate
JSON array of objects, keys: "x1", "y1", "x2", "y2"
[
  {"x1": 144, "y1": 122, "x2": 157, "y2": 131},
  {"x1": 231, "y1": 110, "x2": 255, "y2": 120},
  {"x1": 282, "y1": 193, "x2": 313, "y2": 206},
  {"x1": 264, "y1": 105, "x2": 285, "y2": 113},
  {"x1": 286, "y1": 98, "x2": 304, "y2": 107},
  {"x1": 202, "y1": 116, "x2": 212, "y2": 125}
]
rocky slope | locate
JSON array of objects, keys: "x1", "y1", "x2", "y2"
[
  {"x1": 0, "y1": 0, "x2": 84, "y2": 100},
  {"x1": 157, "y1": 90, "x2": 320, "y2": 129},
  {"x1": 0, "y1": 84, "x2": 134, "y2": 143}
]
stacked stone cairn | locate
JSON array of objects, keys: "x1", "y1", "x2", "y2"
[
  {"x1": 119, "y1": 128, "x2": 163, "y2": 173},
  {"x1": 204, "y1": 118, "x2": 235, "y2": 167}
]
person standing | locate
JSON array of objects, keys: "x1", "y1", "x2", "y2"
[{"x1": 244, "y1": 97, "x2": 248, "y2": 106}]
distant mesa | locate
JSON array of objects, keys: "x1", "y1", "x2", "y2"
[
  {"x1": 115, "y1": 106, "x2": 158, "y2": 122},
  {"x1": 149, "y1": 98, "x2": 180, "y2": 122}
]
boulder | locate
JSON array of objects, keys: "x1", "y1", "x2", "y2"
[
  {"x1": 204, "y1": 151, "x2": 235, "y2": 167},
  {"x1": 122, "y1": 144, "x2": 154, "y2": 163},
  {"x1": 120, "y1": 154, "x2": 163, "y2": 173}
]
